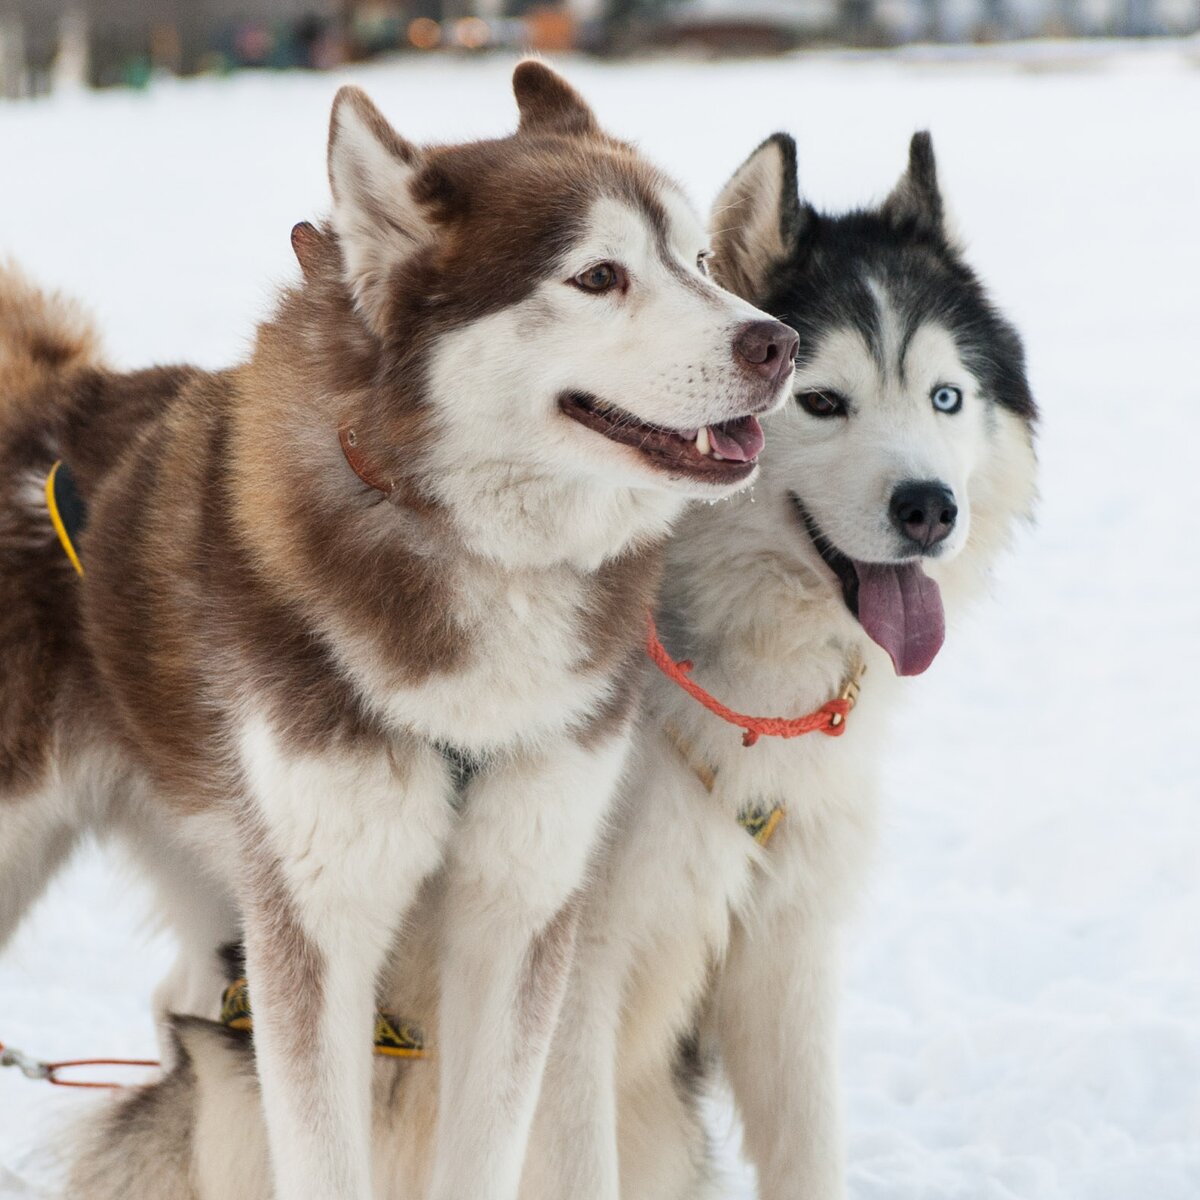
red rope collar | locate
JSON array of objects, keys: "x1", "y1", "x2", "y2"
[{"x1": 645, "y1": 612, "x2": 860, "y2": 747}]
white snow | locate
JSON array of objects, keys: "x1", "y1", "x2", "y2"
[{"x1": 1, "y1": 40, "x2": 1198, "y2": 1198}]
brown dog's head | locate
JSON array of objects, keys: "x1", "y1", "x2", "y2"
[{"x1": 320, "y1": 64, "x2": 796, "y2": 547}]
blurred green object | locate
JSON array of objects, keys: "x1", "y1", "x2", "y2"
[
  {"x1": 122, "y1": 54, "x2": 151, "y2": 89},
  {"x1": 197, "y1": 50, "x2": 236, "y2": 77}
]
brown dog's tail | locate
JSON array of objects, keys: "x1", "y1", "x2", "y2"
[{"x1": 0, "y1": 260, "x2": 103, "y2": 400}]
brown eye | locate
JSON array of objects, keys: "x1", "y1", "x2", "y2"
[
  {"x1": 573, "y1": 262, "x2": 623, "y2": 293},
  {"x1": 797, "y1": 390, "x2": 848, "y2": 418}
]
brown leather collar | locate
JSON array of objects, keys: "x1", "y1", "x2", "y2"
[{"x1": 339, "y1": 425, "x2": 395, "y2": 496}]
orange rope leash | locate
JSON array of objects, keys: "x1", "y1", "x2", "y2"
[
  {"x1": 645, "y1": 612, "x2": 852, "y2": 747},
  {"x1": 1, "y1": 1039, "x2": 159, "y2": 1089},
  {"x1": 44, "y1": 1056, "x2": 160, "y2": 1089}
]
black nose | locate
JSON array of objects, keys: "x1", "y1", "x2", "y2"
[
  {"x1": 733, "y1": 320, "x2": 799, "y2": 388},
  {"x1": 890, "y1": 481, "x2": 958, "y2": 551}
]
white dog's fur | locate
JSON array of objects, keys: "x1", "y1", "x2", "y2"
[{"x1": 519, "y1": 135, "x2": 1038, "y2": 1200}]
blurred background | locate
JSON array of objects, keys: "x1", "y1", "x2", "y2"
[{"x1": 1, "y1": 0, "x2": 1198, "y2": 96}]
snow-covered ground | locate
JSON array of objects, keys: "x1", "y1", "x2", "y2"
[{"x1": 2, "y1": 39, "x2": 1198, "y2": 1199}]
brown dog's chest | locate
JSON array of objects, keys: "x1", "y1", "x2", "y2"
[
  {"x1": 70, "y1": 387, "x2": 662, "y2": 800},
  {"x1": 342, "y1": 561, "x2": 645, "y2": 753}
]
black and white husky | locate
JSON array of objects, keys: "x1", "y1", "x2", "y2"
[
  {"x1": 65, "y1": 132, "x2": 1036, "y2": 1200},
  {"x1": 522, "y1": 130, "x2": 1039, "y2": 1200}
]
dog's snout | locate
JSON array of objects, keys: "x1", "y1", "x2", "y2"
[
  {"x1": 733, "y1": 320, "x2": 799, "y2": 388},
  {"x1": 890, "y1": 481, "x2": 958, "y2": 552}
]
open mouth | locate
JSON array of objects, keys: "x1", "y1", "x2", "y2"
[
  {"x1": 791, "y1": 494, "x2": 946, "y2": 677},
  {"x1": 559, "y1": 392, "x2": 763, "y2": 484}
]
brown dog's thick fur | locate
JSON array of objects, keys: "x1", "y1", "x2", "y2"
[
  {"x1": 0, "y1": 262, "x2": 198, "y2": 800},
  {"x1": 0, "y1": 109, "x2": 670, "y2": 816},
  {"x1": 1, "y1": 64, "x2": 793, "y2": 1200}
]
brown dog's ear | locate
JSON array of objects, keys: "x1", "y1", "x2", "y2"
[
  {"x1": 327, "y1": 86, "x2": 433, "y2": 331},
  {"x1": 290, "y1": 221, "x2": 332, "y2": 281},
  {"x1": 711, "y1": 133, "x2": 807, "y2": 306},
  {"x1": 512, "y1": 61, "x2": 598, "y2": 138},
  {"x1": 881, "y1": 132, "x2": 944, "y2": 237}
]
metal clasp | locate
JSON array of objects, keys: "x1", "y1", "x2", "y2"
[
  {"x1": 0, "y1": 1044, "x2": 50, "y2": 1081},
  {"x1": 829, "y1": 661, "x2": 866, "y2": 728}
]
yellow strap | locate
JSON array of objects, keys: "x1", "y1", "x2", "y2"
[
  {"x1": 372, "y1": 1012, "x2": 426, "y2": 1060},
  {"x1": 663, "y1": 723, "x2": 716, "y2": 793},
  {"x1": 665, "y1": 725, "x2": 785, "y2": 848},
  {"x1": 220, "y1": 978, "x2": 427, "y2": 1059},
  {"x1": 737, "y1": 805, "x2": 785, "y2": 847},
  {"x1": 45, "y1": 461, "x2": 84, "y2": 577}
]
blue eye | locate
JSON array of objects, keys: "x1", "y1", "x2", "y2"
[{"x1": 931, "y1": 385, "x2": 963, "y2": 414}]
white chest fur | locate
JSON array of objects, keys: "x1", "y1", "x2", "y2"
[{"x1": 339, "y1": 559, "x2": 618, "y2": 754}]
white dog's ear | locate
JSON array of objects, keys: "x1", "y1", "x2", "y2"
[
  {"x1": 881, "y1": 132, "x2": 944, "y2": 237},
  {"x1": 327, "y1": 86, "x2": 431, "y2": 330},
  {"x1": 711, "y1": 133, "x2": 806, "y2": 305},
  {"x1": 512, "y1": 60, "x2": 599, "y2": 137}
]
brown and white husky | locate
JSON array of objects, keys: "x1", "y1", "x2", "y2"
[{"x1": 0, "y1": 63, "x2": 796, "y2": 1200}]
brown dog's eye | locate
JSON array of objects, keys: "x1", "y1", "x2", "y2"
[{"x1": 573, "y1": 263, "x2": 623, "y2": 293}]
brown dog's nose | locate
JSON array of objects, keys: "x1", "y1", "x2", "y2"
[{"x1": 734, "y1": 320, "x2": 799, "y2": 388}]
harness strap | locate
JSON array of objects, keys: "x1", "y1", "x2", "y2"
[
  {"x1": 739, "y1": 805, "x2": 786, "y2": 847},
  {"x1": 45, "y1": 460, "x2": 86, "y2": 576},
  {"x1": 220, "y1": 978, "x2": 426, "y2": 1060},
  {"x1": 663, "y1": 723, "x2": 786, "y2": 847}
]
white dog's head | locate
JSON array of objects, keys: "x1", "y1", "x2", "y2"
[{"x1": 708, "y1": 133, "x2": 1038, "y2": 674}]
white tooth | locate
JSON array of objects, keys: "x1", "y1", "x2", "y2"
[
  {"x1": 695, "y1": 427, "x2": 711, "y2": 457},
  {"x1": 712, "y1": 451, "x2": 725, "y2": 461}
]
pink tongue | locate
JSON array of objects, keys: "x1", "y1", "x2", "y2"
[
  {"x1": 855, "y1": 561, "x2": 945, "y2": 676},
  {"x1": 707, "y1": 416, "x2": 764, "y2": 463}
]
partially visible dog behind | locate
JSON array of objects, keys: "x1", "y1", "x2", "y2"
[
  {"x1": 0, "y1": 63, "x2": 797, "y2": 1200},
  {"x1": 59, "y1": 130, "x2": 1036, "y2": 1200}
]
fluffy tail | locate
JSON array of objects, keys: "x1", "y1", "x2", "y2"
[{"x1": 0, "y1": 260, "x2": 103, "y2": 398}]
